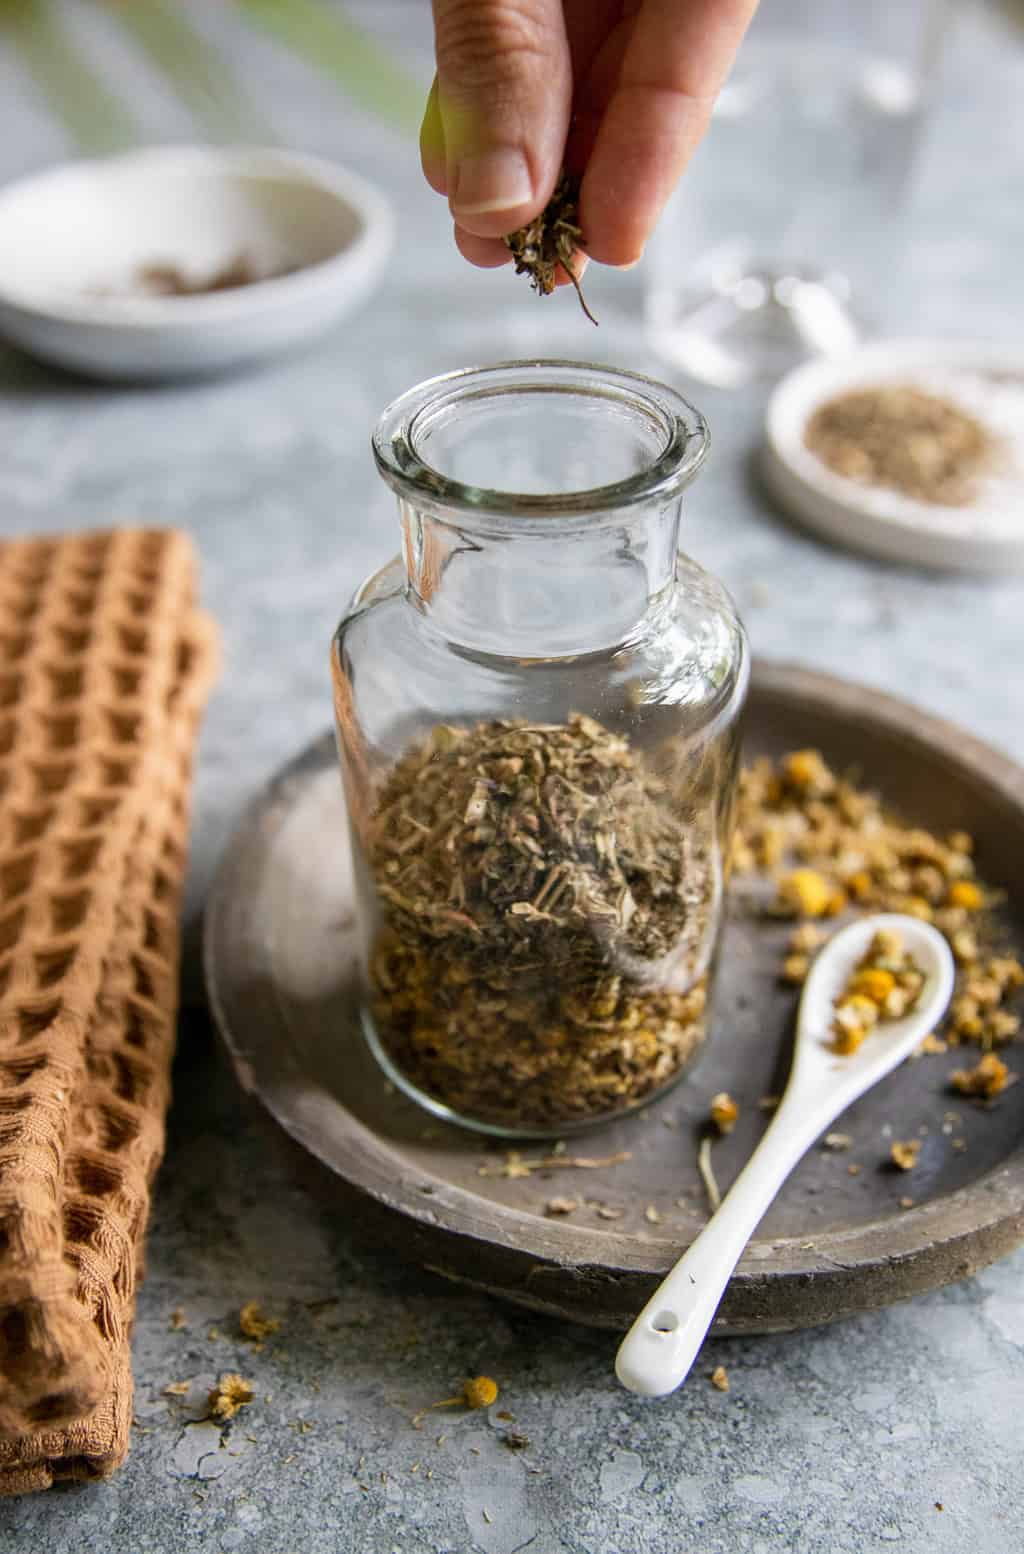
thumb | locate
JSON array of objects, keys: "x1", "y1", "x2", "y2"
[{"x1": 431, "y1": 0, "x2": 571, "y2": 237}]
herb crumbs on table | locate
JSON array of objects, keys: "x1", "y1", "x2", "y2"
[
  {"x1": 239, "y1": 1300, "x2": 280, "y2": 1341},
  {"x1": 208, "y1": 1373, "x2": 255, "y2": 1421}
]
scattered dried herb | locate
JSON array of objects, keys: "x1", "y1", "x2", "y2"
[
  {"x1": 239, "y1": 1300, "x2": 280, "y2": 1342},
  {"x1": 697, "y1": 1134, "x2": 721, "y2": 1212},
  {"x1": 804, "y1": 385, "x2": 995, "y2": 506},
  {"x1": 208, "y1": 1373, "x2": 255, "y2": 1421},
  {"x1": 732, "y1": 750, "x2": 1023, "y2": 1055},
  {"x1": 890, "y1": 1139, "x2": 921, "y2": 1171},
  {"x1": 476, "y1": 1148, "x2": 631, "y2": 1179},
  {"x1": 950, "y1": 1052, "x2": 1016, "y2": 1098},
  {"x1": 504, "y1": 172, "x2": 597, "y2": 324},
  {"x1": 367, "y1": 715, "x2": 713, "y2": 1130},
  {"x1": 545, "y1": 1196, "x2": 578, "y2": 1216},
  {"x1": 428, "y1": 1376, "x2": 499, "y2": 1416},
  {"x1": 709, "y1": 1091, "x2": 739, "y2": 1134}
]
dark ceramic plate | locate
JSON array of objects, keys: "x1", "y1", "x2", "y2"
[{"x1": 204, "y1": 663, "x2": 1024, "y2": 1333}]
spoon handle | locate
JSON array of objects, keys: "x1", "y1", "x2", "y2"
[{"x1": 615, "y1": 1092, "x2": 836, "y2": 1397}]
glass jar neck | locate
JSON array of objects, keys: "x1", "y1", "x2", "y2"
[
  {"x1": 401, "y1": 500, "x2": 682, "y2": 658},
  {"x1": 374, "y1": 362, "x2": 708, "y2": 658}
]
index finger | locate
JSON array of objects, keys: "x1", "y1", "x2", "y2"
[{"x1": 579, "y1": 0, "x2": 760, "y2": 267}]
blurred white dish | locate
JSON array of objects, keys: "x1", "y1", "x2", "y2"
[
  {"x1": 762, "y1": 340, "x2": 1024, "y2": 573},
  {"x1": 0, "y1": 145, "x2": 394, "y2": 381}
]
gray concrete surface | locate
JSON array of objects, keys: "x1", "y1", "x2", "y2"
[{"x1": 0, "y1": 4, "x2": 1022, "y2": 1551}]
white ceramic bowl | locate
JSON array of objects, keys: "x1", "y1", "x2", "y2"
[
  {"x1": 762, "y1": 340, "x2": 1024, "y2": 574},
  {"x1": 0, "y1": 145, "x2": 394, "y2": 380}
]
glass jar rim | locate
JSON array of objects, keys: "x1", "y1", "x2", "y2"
[{"x1": 371, "y1": 360, "x2": 709, "y2": 526}]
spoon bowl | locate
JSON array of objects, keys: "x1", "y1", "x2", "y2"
[{"x1": 615, "y1": 913, "x2": 955, "y2": 1398}]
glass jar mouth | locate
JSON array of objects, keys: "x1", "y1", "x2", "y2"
[{"x1": 371, "y1": 360, "x2": 709, "y2": 529}]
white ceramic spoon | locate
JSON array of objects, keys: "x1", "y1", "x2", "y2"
[{"x1": 616, "y1": 913, "x2": 955, "y2": 1398}]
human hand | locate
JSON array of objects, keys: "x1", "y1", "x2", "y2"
[{"x1": 421, "y1": 0, "x2": 760, "y2": 281}]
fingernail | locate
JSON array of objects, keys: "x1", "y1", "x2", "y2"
[{"x1": 452, "y1": 149, "x2": 533, "y2": 217}]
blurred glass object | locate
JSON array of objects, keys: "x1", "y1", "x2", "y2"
[{"x1": 646, "y1": 0, "x2": 950, "y2": 388}]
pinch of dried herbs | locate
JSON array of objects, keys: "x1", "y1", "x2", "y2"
[
  {"x1": 804, "y1": 385, "x2": 996, "y2": 506},
  {"x1": 504, "y1": 172, "x2": 597, "y2": 324},
  {"x1": 367, "y1": 715, "x2": 713, "y2": 1129}
]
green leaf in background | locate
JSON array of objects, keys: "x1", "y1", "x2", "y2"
[
  {"x1": 103, "y1": 0, "x2": 270, "y2": 144},
  {"x1": 1, "y1": 0, "x2": 139, "y2": 152},
  {"x1": 237, "y1": 0, "x2": 422, "y2": 136}
]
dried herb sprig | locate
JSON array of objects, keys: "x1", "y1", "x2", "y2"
[{"x1": 504, "y1": 172, "x2": 598, "y2": 325}]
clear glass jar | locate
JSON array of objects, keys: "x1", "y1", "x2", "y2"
[{"x1": 332, "y1": 361, "x2": 748, "y2": 1138}]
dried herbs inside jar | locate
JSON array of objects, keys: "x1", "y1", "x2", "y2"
[{"x1": 366, "y1": 715, "x2": 714, "y2": 1129}]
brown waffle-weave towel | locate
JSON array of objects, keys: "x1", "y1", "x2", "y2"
[{"x1": 0, "y1": 528, "x2": 218, "y2": 1492}]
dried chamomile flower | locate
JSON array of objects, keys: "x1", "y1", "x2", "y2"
[
  {"x1": 950, "y1": 1053, "x2": 1015, "y2": 1099},
  {"x1": 889, "y1": 1140, "x2": 921, "y2": 1171},
  {"x1": 709, "y1": 1092, "x2": 739, "y2": 1135},
  {"x1": 208, "y1": 1373, "x2": 255, "y2": 1421}
]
